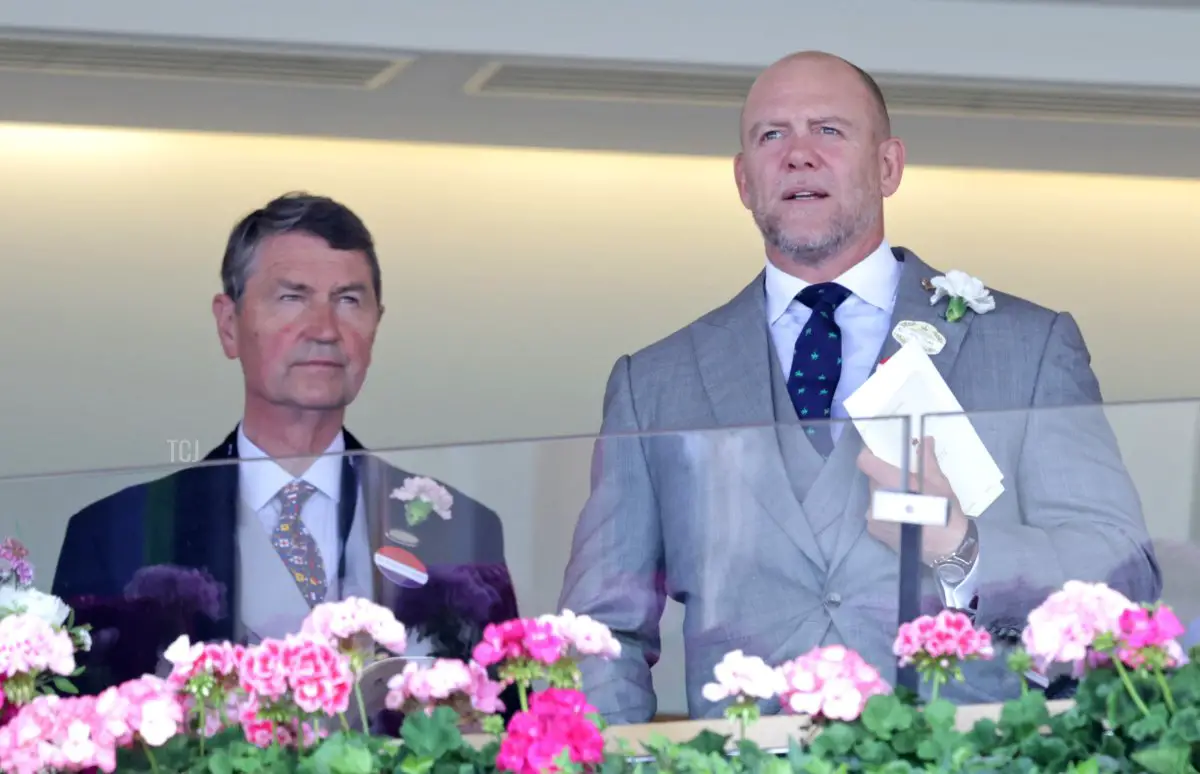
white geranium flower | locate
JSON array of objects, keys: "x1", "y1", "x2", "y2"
[
  {"x1": 0, "y1": 586, "x2": 70, "y2": 627},
  {"x1": 701, "y1": 649, "x2": 785, "y2": 703},
  {"x1": 929, "y1": 270, "x2": 996, "y2": 322}
]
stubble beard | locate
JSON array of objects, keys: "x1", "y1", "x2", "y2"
[{"x1": 755, "y1": 200, "x2": 878, "y2": 269}]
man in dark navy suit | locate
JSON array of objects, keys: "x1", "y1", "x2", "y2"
[{"x1": 52, "y1": 193, "x2": 518, "y2": 695}]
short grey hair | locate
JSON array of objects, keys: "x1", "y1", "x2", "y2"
[{"x1": 221, "y1": 191, "x2": 382, "y2": 305}]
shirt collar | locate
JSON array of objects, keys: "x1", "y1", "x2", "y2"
[
  {"x1": 764, "y1": 239, "x2": 900, "y2": 324},
  {"x1": 236, "y1": 424, "x2": 345, "y2": 512}
]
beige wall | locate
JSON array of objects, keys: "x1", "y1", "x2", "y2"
[{"x1": 2, "y1": 122, "x2": 1200, "y2": 713}]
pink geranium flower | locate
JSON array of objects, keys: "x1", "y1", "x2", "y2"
[
  {"x1": 0, "y1": 612, "x2": 77, "y2": 680},
  {"x1": 283, "y1": 636, "x2": 354, "y2": 716},
  {"x1": 385, "y1": 658, "x2": 506, "y2": 720},
  {"x1": 538, "y1": 610, "x2": 622, "y2": 660},
  {"x1": 894, "y1": 610, "x2": 993, "y2": 700},
  {"x1": 1021, "y1": 580, "x2": 1135, "y2": 676},
  {"x1": 777, "y1": 645, "x2": 891, "y2": 722},
  {"x1": 496, "y1": 688, "x2": 604, "y2": 774},
  {"x1": 236, "y1": 635, "x2": 354, "y2": 717},
  {"x1": 473, "y1": 618, "x2": 567, "y2": 668},
  {"x1": 1113, "y1": 603, "x2": 1188, "y2": 671},
  {"x1": 0, "y1": 675, "x2": 184, "y2": 773},
  {"x1": 300, "y1": 596, "x2": 408, "y2": 656}
]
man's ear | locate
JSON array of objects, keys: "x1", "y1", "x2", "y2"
[
  {"x1": 733, "y1": 152, "x2": 753, "y2": 209},
  {"x1": 879, "y1": 137, "x2": 906, "y2": 198},
  {"x1": 212, "y1": 293, "x2": 239, "y2": 360}
]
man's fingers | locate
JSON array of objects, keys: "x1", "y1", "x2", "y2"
[{"x1": 857, "y1": 448, "x2": 920, "y2": 492}]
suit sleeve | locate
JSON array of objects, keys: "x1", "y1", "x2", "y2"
[
  {"x1": 558, "y1": 356, "x2": 665, "y2": 725},
  {"x1": 973, "y1": 312, "x2": 1161, "y2": 627},
  {"x1": 52, "y1": 507, "x2": 117, "y2": 602}
]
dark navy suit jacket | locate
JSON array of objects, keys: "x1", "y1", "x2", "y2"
[{"x1": 51, "y1": 427, "x2": 520, "y2": 696}]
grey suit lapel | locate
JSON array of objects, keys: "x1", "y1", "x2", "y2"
[
  {"x1": 874, "y1": 248, "x2": 975, "y2": 386},
  {"x1": 691, "y1": 275, "x2": 827, "y2": 575},
  {"x1": 823, "y1": 246, "x2": 977, "y2": 578},
  {"x1": 691, "y1": 276, "x2": 775, "y2": 429}
]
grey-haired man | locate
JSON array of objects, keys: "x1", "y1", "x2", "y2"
[{"x1": 54, "y1": 193, "x2": 517, "y2": 694}]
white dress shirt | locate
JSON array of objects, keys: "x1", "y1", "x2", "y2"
[
  {"x1": 236, "y1": 425, "x2": 374, "y2": 603},
  {"x1": 763, "y1": 240, "x2": 979, "y2": 609}
]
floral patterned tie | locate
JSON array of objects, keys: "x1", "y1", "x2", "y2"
[
  {"x1": 270, "y1": 480, "x2": 327, "y2": 607},
  {"x1": 787, "y1": 282, "x2": 853, "y2": 456}
]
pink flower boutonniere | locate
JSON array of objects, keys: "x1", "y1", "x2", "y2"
[{"x1": 390, "y1": 477, "x2": 454, "y2": 528}]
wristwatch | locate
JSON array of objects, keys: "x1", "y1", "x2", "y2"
[{"x1": 930, "y1": 519, "x2": 979, "y2": 597}]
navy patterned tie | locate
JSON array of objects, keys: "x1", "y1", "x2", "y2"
[
  {"x1": 270, "y1": 480, "x2": 327, "y2": 607},
  {"x1": 787, "y1": 282, "x2": 852, "y2": 456}
]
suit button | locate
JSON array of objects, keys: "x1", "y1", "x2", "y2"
[{"x1": 824, "y1": 592, "x2": 841, "y2": 608}]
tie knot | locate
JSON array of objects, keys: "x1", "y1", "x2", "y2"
[
  {"x1": 279, "y1": 479, "x2": 318, "y2": 508},
  {"x1": 796, "y1": 282, "x2": 851, "y2": 311}
]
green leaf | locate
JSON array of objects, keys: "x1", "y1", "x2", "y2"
[
  {"x1": 1167, "y1": 662, "x2": 1200, "y2": 707},
  {"x1": 480, "y1": 715, "x2": 505, "y2": 737},
  {"x1": 760, "y1": 757, "x2": 792, "y2": 774},
  {"x1": 1019, "y1": 734, "x2": 1071, "y2": 770},
  {"x1": 860, "y1": 694, "x2": 914, "y2": 740},
  {"x1": 1096, "y1": 733, "x2": 1126, "y2": 761},
  {"x1": 1170, "y1": 706, "x2": 1200, "y2": 744},
  {"x1": 998, "y1": 691, "x2": 1049, "y2": 736},
  {"x1": 853, "y1": 737, "x2": 894, "y2": 766},
  {"x1": 1073, "y1": 668, "x2": 1117, "y2": 720},
  {"x1": 51, "y1": 676, "x2": 78, "y2": 695},
  {"x1": 809, "y1": 722, "x2": 858, "y2": 758},
  {"x1": 599, "y1": 753, "x2": 632, "y2": 774},
  {"x1": 401, "y1": 706, "x2": 463, "y2": 760},
  {"x1": 1131, "y1": 743, "x2": 1194, "y2": 774},
  {"x1": 682, "y1": 729, "x2": 729, "y2": 756},
  {"x1": 398, "y1": 756, "x2": 433, "y2": 774},
  {"x1": 1128, "y1": 704, "x2": 1170, "y2": 742},
  {"x1": 922, "y1": 699, "x2": 956, "y2": 732},
  {"x1": 873, "y1": 762, "x2": 916, "y2": 774},
  {"x1": 406, "y1": 500, "x2": 433, "y2": 527},
  {"x1": 945, "y1": 296, "x2": 967, "y2": 322},
  {"x1": 332, "y1": 746, "x2": 374, "y2": 774},
  {"x1": 206, "y1": 750, "x2": 235, "y2": 774},
  {"x1": 915, "y1": 727, "x2": 967, "y2": 765}
]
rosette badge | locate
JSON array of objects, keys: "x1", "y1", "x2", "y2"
[{"x1": 374, "y1": 545, "x2": 429, "y2": 588}]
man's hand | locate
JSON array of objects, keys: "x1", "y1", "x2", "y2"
[{"x1": 858, "y1": 436, "x2": 968, "y2": 564}]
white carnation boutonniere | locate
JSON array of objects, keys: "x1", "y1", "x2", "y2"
[
  {"x1": 390, "y1": 476, "x2": 454, "y2": 527},
  {"x1": 926, "y1": 270, "x2": 996, "y2": 323}
]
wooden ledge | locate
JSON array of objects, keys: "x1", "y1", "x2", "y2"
[{"x1": 462, "y1": 700, "x2": 1076, "y2": 752}]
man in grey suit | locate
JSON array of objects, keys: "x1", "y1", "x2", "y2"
[{"x1": 558, "y1": 51, "x2": 1160, "y2": 724}]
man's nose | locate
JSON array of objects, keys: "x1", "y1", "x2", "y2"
[
  {"x1": 302, "y1": 300, "x2": 341, "y2": 343},
  {"x1": 784, "y1": 138, "x2": 820, "y2": 170}
]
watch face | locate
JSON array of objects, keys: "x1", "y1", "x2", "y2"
[{"x1": 936, "y1": 563, "x2": 966, "y2": 585}]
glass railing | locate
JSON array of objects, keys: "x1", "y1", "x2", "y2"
[
  {"x1": 5, "y1": 401, "x2": 1200, "y2": 729},
  {"x1": 912, "y1": 400, "x2": 1200, "y2": 688}
]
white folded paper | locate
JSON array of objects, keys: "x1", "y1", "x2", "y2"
[{"x1": 843, "y1": 340, "x2": 1004, "y2": 517}]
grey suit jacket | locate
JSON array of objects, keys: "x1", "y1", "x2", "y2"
[{"x1": 558, "y1": 247, "x2": 1160, "y2": 724}]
